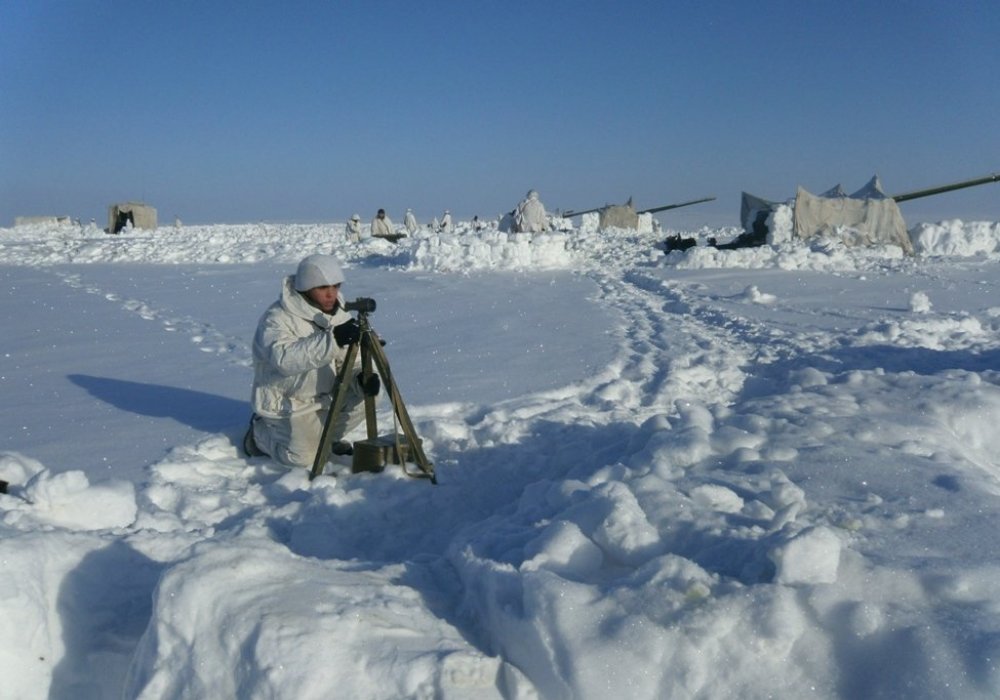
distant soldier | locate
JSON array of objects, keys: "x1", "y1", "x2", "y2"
[
  {"x1": 440, "y1": 210, "x2": 453, "y2": 233},
  {"x1": 514, "y1": 189, "x2": 549, "y2": 233},
  {"x1": 371, "y1": 209, "x2": 394, "y2": 238},
  {"x1": 346, "y1": 214, "x2": 362, "y2": 242},
  {"x1": 371, "y1": 208, "x2": 406, "y2": 242},
  {"x1": 404, "y1": 208, "x2": 418, "y2": 234}
]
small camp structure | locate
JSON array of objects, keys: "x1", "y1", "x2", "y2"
[
  {"x1": 793, "y1": 176, "x2": 912, "y2": 254},
  {"x1": 108, "y1": 201, "x2": 157, "y2": 233},
  {"x1": 565, "y1": 196, "x2": 715, "y2": 231},
  {"x1": 598, "y1": 199, "x2": 640, "y2": 230},
  {"x1": 739, "y1": 175, "x2": 912, "y2": 255}
]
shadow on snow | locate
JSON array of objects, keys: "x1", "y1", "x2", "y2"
[{"x1": 68, "y1": 374, "x2": 247, "y2": 432}]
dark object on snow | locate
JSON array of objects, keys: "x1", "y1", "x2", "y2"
[
  {"x1": 711, "y1": 230, "x2": 767, "y2": 250},
  {"x1": 664, "y1": 234, "x2": 698, "y2": 252},
  {"x1": 710, "y1": 214, "x2": 770, "y2": 250},
  {"x1": 0, "y1": 479, "x2": 8, "y2": 494}
]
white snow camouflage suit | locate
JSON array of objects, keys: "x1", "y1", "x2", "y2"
[{"x1": 250, "y1": 276, "x2": 365, "y2": 467}]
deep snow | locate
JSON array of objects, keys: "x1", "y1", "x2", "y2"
[{"x1": 2, "y1": 214, "x2": 1000, "y2": 699}]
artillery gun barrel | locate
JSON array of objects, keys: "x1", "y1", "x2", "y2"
[
  {"x1": 563, "y1": 195, "x2": 716, "y2": 218},
  {"x1": 892, "y1": 173, "x2": 999, "y2": 203},
  {"x1": 639, "y1": 196, "x2": 716, "y2": 215},
  {"x1": 561, "y1": 205, "x2": 605, "y2": 217}
]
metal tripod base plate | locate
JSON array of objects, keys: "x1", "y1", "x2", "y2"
[{"x1": 352, "y1": 435, "x2": 423, "y2": 474}]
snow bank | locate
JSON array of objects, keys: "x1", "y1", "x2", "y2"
[
  {"x1": 911, "y1": 219, "x2": 1000, "y2": 256},
  {"x1": 0, "y1": 221, "x2": 585, "y2": 272},
  {"x1": 6, "y1": 218, "x2": 999, "y2": 277},
  {"x1": 125, "y1": 538, "x2": 506, "y2": 699}
]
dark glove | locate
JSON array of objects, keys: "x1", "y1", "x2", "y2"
[
  {"x1": 333, "y1": 318, "x2": 360, "y2": 346},
  {"x1": 358, "y1": 372, "x2": 380, "y2": 397}
]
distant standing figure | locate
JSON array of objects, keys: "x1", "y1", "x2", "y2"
[
  {"x1": 404, "y1": 208, "x2": 418, "y2": 235},
  {"x1": 472, "y1": 215, "x2": 481, "y2": 231},
  {"x1": 440, "y1": 210, "x2": 453, "y2": 233},
  {"x1": 371, "y1": 208, "x2": 396, "y2": 239},
  {"x1": 346, "y1": 214, "x2": 363, "y2": 242},
  {"x1": 514, "y1": 190, "x2": 549, "y2": 233}
]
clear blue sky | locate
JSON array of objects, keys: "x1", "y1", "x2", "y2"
[{"x1": 2, "y1": 1, "x2": 998, "y2": 227}]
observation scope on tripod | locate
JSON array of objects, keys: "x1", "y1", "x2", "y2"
[{"x1": 309, "y1": 298, "x2": 436, "y2": 484}]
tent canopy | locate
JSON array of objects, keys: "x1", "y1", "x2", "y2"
[
  {"x1": 598, "y1": 201, "x2": 639, "y2": 230},
  {"x1": 740, "y1": 175, "x2": 913, "y2": 255},
  {"x1": 793, "y1": 176, "x2": 912, "y2": 254}
]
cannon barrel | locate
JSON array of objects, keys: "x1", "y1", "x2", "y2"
[
  {"x1": 892, "y1": 173, "x2": 999, "y2": 203},
  {"x1": 563, "y1": 195, "x2": 715, "y2": 218},
  {"x1": 561, "y1": 205, "x2": 604, "y2": 217},
  {"x1": 639, "y1": 196, "x2": 716, "y2": 215}
]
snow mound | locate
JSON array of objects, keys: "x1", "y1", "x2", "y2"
[
  {"x1": 911, "y1": 220, "x2": 1000, "y2": 256},
  {"x1": 3, "y1": 464, "x2": 136, "y2": 531}
]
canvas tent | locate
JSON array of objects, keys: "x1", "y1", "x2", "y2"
[
  {"x1": 108, "y1": 201, "x2": 157, "y2": 233},
  {"x1": 739, "y1": 192, "x2": 781, "y2": 239},
  {"x1": 793, "y1": 176, "x2": 912, "y2": 255},
  {"x1": 598, "y1": 200, "x2": 639, "y2": 230},
  {"x1": 738, "y1": 175, "x2": 912, "y2": 255}
]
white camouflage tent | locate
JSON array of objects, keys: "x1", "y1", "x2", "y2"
[
  {"x1": 740, "y1": 175, "x2": 913, "y2": 255},
  {"x1": 793, "y1": 176, "x2": 912, "y2": 255},
  {"x1": 598, "y1": 200, "x2": 639, "y2": 230}
]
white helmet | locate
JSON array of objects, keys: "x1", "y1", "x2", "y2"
[{"x1": 294, "y1": 254, "x2": 345, "y2": 291}]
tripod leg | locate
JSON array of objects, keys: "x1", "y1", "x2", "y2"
[
  {"x1": 359, "y1": 331, "x2": 379, "y2": 441},
  {"x1": 309, "y1": 341, "x2": 359, "y2": 480},
  {"x1": 367, "y1": 336, "x2": 436, "y2": 483}
]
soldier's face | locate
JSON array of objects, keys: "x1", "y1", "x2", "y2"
[{"x1": 306, "y1": 284, "x2": 341, "y2": 312}]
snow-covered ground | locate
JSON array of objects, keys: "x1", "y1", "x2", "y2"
[{"x1": 2, "y1": 215, "x2": 1000, "y2": 699}]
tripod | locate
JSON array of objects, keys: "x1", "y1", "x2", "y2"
[{"x1": 309, "y1": 305, "x2": 436, "y2": 484}]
